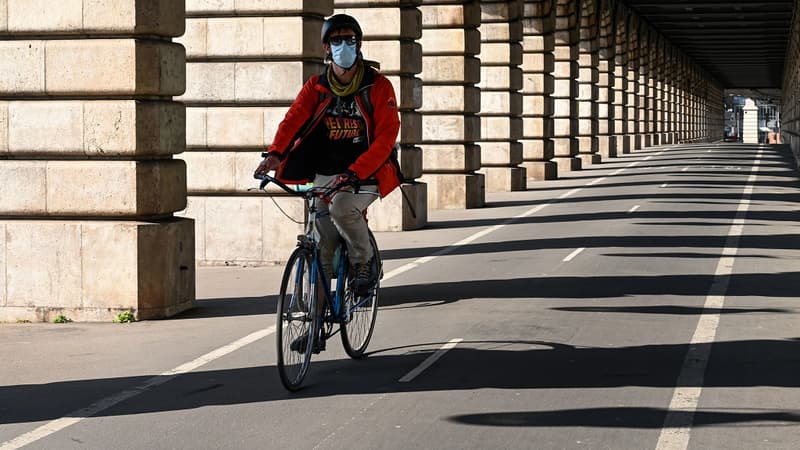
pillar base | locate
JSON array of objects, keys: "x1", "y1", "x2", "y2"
[
  {"x1": 578, "y1": 153, "x2": 602, "y2": 166},
  {"x1": 633, "y1": 135, "x2": 643, "y2": 150},
  {"x1": 620, "y1": 135, "x2": 632, "y2": 154},
  {"x1": 479, "y1": 167, "x2": 527, "y2": 193},
  {"x1": 420, "y1": 173, "x2": 485, "y2": 209},
  {"x1": 181, "y1": 195, "x2": 304, "y2": 266},
  {"x1": 521, "y1": 161, "x2": 557, "y2": 181},
  {"x1": 0, "y1": 218, "x2": 195, "y2": 322},
  {"x1": 370, "y1": 182, "x2": 428, "y2": 231},
  {"x1": 643, "y1": 134, "x2": 652, "y2": 148},
  {"x1": 598, "y1": 135, "x2": 618, "y2": 159},
  {"x1": 552, "y1": 156, "x2": 582, "y2": 172}
]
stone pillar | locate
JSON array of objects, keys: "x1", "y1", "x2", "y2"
[
  {"x1": 477, "y1": 0, "x2": 526, "y2": 192},
  {"x1": 626, "y1": 14, "x2": 641, "y2": 150},
  {"x1": 576, "y1": 0, "x2": 600, "y2": 165},
  {"x1": 552, "y1": 0, "x2": 581, "y2": 171},
  {"x1": 742, "y1": 98, "x2": 759, "y2": 144},
  {"x1": 785, "y1": 5, "x2": 800, "y2": 162},
  {"x1": 668, "y1": 47, "x2": 679, "y2": 144},
  {"x1": 520, "y1": 0, "x2": 557, "y2": 180},
  {"x1": 613, "y1": 3, "x2": 630, "y2": 153},
  {"x1": 177, "y1": 2, "x2": 330, "y2": 265},
  {"x1": 419, "y1": 1, "x2": 485, "y2": 209},
  {"x1": 676, "y1": 55, "x2": 687, "y2": 143},
  {"x1": 0, "y1": 1, "x2": 193, "y2": 322},
  {"x1": 596, "y1": 0, "x2": 616, "y2": 159},
  {"x1": 637, "y1": 26, "x2": 651, "y2": 147},
  {"x1": 645, "y1": 30, "x2": 658, "y2": 146},
  {"x1": 655, "y1": 38, "x2": 669, "y2": 145},
  {"x1": 334, "y1": 2, "x2": 428, "y2": 231}
]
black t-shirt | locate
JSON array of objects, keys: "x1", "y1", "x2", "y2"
[{"x1": 307, "y1": 94, "x2": 369, "y2": 175}]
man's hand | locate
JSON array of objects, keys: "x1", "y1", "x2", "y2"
[
  {"x1": 254, "y1": 153, "x2": 280, "y2": 178},
  {"x1": 334, "y1": 170, "x2": 359, "y2": 188}
]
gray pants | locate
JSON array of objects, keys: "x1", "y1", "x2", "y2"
[{"x1": 313, "y1": 174, "x2": 378, "y2": 278}]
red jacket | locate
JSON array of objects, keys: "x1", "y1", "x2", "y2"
[{"x1": 268, "y1": 65, "x2": 401, "y2": 198}]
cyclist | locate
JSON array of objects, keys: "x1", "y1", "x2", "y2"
[{"x1": 254, "y1": 14, "x2": 401, "y2": 296}]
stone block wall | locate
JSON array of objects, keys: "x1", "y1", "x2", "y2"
[
  {"x1": 419, "y1": 1, "x2": 485, "y2": 208},
  {"x1": 784, "y1": 0, "x2": 800, "y2": 164},
  {"x1": 576, "y1": 0, "x2": 600, "y2": 165},
  {"x1": 177, "y1": 1, "x2": 329, "y2": 266},
  {"x1": 334, "y1": 1, "x2": 428, "y2": 230},
  {"x1": 0, "y1": 0, "x2": 193, "y2": 322},
  {"x1": 520, "y1": 0, "x2": 557, "y2": 180},
  {"x1": 552, "y1": 0, "x2": 581, "y2": 171},
  {"x1": 477, "y1": 0, "x2": 526, "y2": 192},
  {"x1": 596, "y1": 0, "x2": 616, "y2": 158}
]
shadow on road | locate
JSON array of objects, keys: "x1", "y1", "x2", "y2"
[{"x1": 2, "y1": 338, "x2": 799, "y2": 426}]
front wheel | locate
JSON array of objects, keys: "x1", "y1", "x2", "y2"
[
  {"x1": 276, "y1": 247, "x2": 318, "y2": 391},
  {"x1": 340, "y1": 231, "x2": 380, "y2": 358}
]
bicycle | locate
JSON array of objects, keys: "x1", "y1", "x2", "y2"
[{"x1": 255, "y1": 173, "x2": 382, "y2": 391}]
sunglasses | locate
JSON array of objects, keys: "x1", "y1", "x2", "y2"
[{"x1": 329, "y1": 35, "x2": 358, "y2": 46}]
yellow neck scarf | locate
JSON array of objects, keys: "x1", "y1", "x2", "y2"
[{"x1": 327, "y1": 60, "x2": 364, "y2": 97}]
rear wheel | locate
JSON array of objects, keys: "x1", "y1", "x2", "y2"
[
  {"x1": 276, "y1": 248, "x2": 318, "y2": 391},
  {"x1": 341, "y1": 231, "x2": 380, "y2": 358}
]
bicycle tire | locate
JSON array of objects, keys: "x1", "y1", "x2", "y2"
[
  {"x1": 340, "y1": 230, "x2": 380, "y2": 358},
  {"x1": 276, "y1": 247, "x2": 318, "y2": 391}
]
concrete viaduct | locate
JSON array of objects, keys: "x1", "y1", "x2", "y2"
[{"x1": 0, "y1": 0, "x2": 798, "y2": 321}]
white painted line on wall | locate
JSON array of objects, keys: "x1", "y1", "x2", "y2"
[
  {"x1": 628, "y1": 205, "x2": 640, "y2": 213},
  {"x1": 0, "y1": 326, "x2": 276, "y2": 450},
  {"x1": 562, "y1": 247, "x2": 585, "y2": 262},
  {"x1": 399, "y1": 338, "x2": 463, "y2": 382},
  {"x1": 655, "y1": 149, "x2": 761, "y2": 450}
]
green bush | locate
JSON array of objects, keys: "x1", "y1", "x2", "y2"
[
  {"x1": 113, "y1": 311, "x2": 136, "y2": 323},
  {"x1": 53, "y1": 315, "x2": 71, "y2": 324}
]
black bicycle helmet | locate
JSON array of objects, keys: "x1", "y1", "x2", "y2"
[{"x1": 321, "y1": 14, "x2": 363, "y2": 43}]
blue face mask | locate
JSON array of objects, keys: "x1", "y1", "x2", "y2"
[{"x1": 331, "y1": 42, "x2": 358, "y2": 69}]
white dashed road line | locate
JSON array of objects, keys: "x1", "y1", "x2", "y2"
[
  {"x1": 399, "y1": 338, "x2": 463, "y2": 383},
  {"x1": 562, "y1": 247, "x2": 585, "y2": 262},
  {"x1": 655, "y1": 149, "x2": 762, "y2": 450},
  {"x1": 628, "y1": 205, "x2": 640, "y2": 213}
]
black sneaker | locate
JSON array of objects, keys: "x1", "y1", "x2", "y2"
[
  {"x1": 352, "y1": 260, "x2": 376, "y2": 297},
  {"x1": 289, "y1": 333, "x2": 326, "y2": 354}
]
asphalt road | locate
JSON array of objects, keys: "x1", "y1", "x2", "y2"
[{"x1": 2, "y1": 143, "x2": 799, "y2": 450}]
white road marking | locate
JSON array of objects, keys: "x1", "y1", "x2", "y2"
[
  {"x1": 0, "y1": 326, "x2": 276, "y2": 450},
  {"x1": 562, "y1": 247, "x2": 585, "y2": 262},
  {"x1": 588, "y1": 177, "x2": 606, "y2": 186},
  {"x1": 558, "y1": 188, "x2": 582, "y2": 199},
  {"x1": 628, "y1": 205, "x2": 640, "y2": 213},
  {"x1": 661, "y1": 183, "x2": 669, "y2": 188},
  {"x1": 682, "y1": 167, "x2": 689, "y2": 172},
  {"x1": 655, "y1": 149, "x2": 761, "y2": 450},
  {"x1": 399, "y1": 338, "x2": 463, "y2": 382}
]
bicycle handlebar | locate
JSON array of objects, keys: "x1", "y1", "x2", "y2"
[{"x1": 254, "y1": 172, "x2": 377, "y2": 199}]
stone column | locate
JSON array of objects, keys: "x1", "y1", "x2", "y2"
[
  {"x1": 477, "y1": 0, "x2": 526, "y2": 192},
  {"x1": 785, "y1": 5, "x2": 800, "y2": 160},
  {"x1": 613, "y1": 3, "x2": 630, "y2": 153},
  {"x1": 0, "y1": 1, "x2": 193, "y2": 322},
  {"x1": 626, "y1": 14, "x2": 641, "y2": 150},
  {"x1": 668, "y1": 47, "x2": 679, "y2": 144},
  {"x1": 576, "y1": 0, "x2": 600, "y2": 165},
  {"x1": 655, "y1": 38, "x2": 669, "y2": 145},
  {"x1": 552, "y1": 0, "x2": 581, "y2": 171},
  {"x1": 742, "y1": 98, "x2": 759, "y2": 144},
  {"x1": 419, "y1": 1, "x2": 485, "y2": 209},
  {"x1": 637, "y1": 26, "x2": 651, "y2": 147},
  {"x1": 596, "y1": 0, "x2": 616, "y2": 159},
  {"x1": 676, "y1": 55, "x2": 686, "y2": 143},
  {"x1": 334, "y1": 2, "x2": 428, "y2": 231},
  {"x1": 177, "y1": 2, "x2": 329, "y2": 265},
  {"x1": 645, "y1": 30, "x2": 658, "y2": 146},
  {"x1": 520, "y1": 0, "x2": 556, "y2": 180}
]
